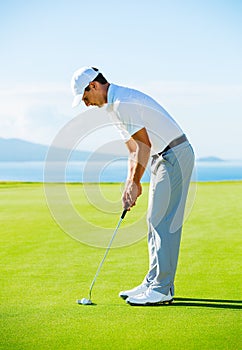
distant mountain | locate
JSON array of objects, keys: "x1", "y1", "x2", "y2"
[
  {"x1": 197, "y1": 156, "x2": 225, "y2": 162},
  {"x1": 0, "y1": 138, "x2": 116, "y2": 162},
  {"x1": 1, "y1": 138, "x2": 226, "y2": 163}
]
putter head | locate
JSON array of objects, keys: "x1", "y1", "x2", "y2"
[{"x1": 76, "y1": 298, "x2": 92, "y2": 305}]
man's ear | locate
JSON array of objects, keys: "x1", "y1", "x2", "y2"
[{"x1": 89, "y1": 81, "x2": 98, "y2": 90}]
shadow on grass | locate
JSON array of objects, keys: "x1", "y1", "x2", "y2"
[{"x1": 173, "y1": 297, "x2": 242, "y2": 310}]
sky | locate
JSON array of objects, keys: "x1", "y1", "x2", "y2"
[{"x1": 0, "y1": 0, "x2": 241, "y2": 159}]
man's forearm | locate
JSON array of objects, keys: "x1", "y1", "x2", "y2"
[
  {"x1": 123, "y1": 128, "x2": 151, "y2": 209},
  {"x1": 131, "y1": 143, "x2": 151, "y2": 184},
  {"x1": 127, "y1": 152, "x2": 137, "y2": 182}
]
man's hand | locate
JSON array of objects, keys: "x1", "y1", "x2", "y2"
[{"x1": 122, "y1": 180, "x2": 142, "y2": 210}]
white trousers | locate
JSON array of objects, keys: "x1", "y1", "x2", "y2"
[{"x1": 144, "y1": 141, "x2": 195, "y2": 296}]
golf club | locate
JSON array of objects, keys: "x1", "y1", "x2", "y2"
[{"x1": 77, "y1": 209, "x2": 128, "y2": 305}]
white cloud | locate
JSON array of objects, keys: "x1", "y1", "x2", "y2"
[
  {"x1": 136, "y1": 80, "x2": 242, "y2": 106},
  {"x1": 0, "y1": 81, "x2": 241, "y2": 159},
  {"x1": 0, "y1": 82, "x2": 75, "y2": 144},
  {"x1": 135, "y1": 81, "x2": 242, "y2": 159}
]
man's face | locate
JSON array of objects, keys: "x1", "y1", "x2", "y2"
[{"x1": 82, "y1": 82, "x2": 106, "y2": 108}]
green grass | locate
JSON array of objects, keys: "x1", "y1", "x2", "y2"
[{"x1": 0, "y1": 182, "x2": 241, "y2": 350}]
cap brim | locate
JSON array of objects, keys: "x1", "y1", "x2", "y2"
[{"x1": 72, "y1": 94, "x2": 83, "y2": 108}]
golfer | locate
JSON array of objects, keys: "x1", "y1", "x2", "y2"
[{"x1": 71, "y1": 66, "x2": 194, "y2": 306}]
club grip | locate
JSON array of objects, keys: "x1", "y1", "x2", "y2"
[{"x1": 121, "y1": 209, "x2": 128, "y2": 219}]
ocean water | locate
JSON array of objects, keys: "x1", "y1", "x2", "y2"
[{"x1": 0, "y1": 160, "x2": 242, "y2": 182}]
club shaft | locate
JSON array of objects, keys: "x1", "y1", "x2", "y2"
[{"x1": 88, "y1": 210, "x2": 127, "y2": 300}]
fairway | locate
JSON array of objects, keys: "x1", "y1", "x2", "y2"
[{"x1": 0, "y1": 182, "x2": 241, "y2": 349}]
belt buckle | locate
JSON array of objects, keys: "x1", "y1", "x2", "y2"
[{"x1": 151, "y1": 153, "x2": 160, "y2": 166}]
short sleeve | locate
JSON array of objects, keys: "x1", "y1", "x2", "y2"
[{"x1": 110, "y1": 101, "x2": 145, "y2": 141}]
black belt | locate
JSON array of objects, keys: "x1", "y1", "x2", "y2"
[{"x1": 152, "y1": 134, "x2": 188, "y2": 160}]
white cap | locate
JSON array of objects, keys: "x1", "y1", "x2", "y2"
[{"x1": 71, "y1": 66, "x2": 99, "y2": 107}]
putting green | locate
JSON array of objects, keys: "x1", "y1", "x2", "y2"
[{"x1": 0, "y1": 182, "x2": 241, "y2": 349}]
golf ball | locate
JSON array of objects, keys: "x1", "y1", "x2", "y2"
[{"x1": 76, "y1": 298, "x2": 92, "y2": 305}]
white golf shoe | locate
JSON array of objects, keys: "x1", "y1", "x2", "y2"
[
  {"x1": 119, "y1": 283, "x2": 149, "y2": 300},
  {"x1": 126, "y1": 288, "x2": 173, "y2": 306}
]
